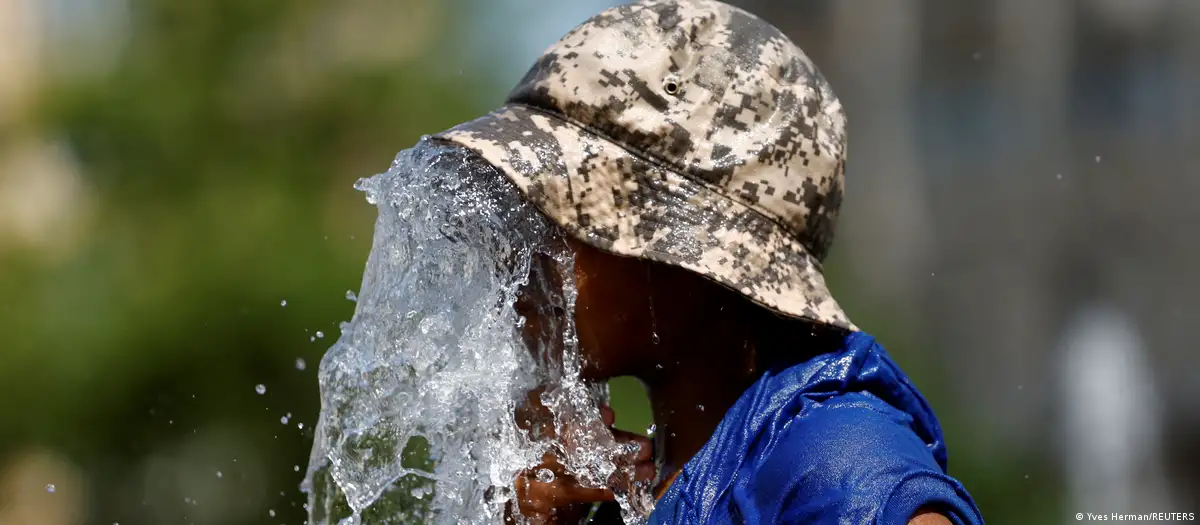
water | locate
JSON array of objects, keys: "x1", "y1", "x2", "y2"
[{"x1": 302, "y1": 139, "x2": 651, "y2": 524}]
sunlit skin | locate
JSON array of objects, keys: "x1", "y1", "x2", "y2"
[{"x1": 508, "y1": 238, "x2": 951, "y2": 525}]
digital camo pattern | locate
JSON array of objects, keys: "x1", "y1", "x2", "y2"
[{"x1": 434, "y1": 0, "x2": 854, "y2": 330}]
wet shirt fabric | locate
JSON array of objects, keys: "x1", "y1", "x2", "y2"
[{"x1": 648, "y1": 331, "x2": 984, "y2": 525}]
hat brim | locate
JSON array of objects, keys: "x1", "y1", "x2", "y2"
[{"x1": 433, "y1": 104, "x2": 855, "y2": 331}]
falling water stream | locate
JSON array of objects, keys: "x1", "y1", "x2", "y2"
[{"x1": 301, "y1": 139, "x2": 651, "y2": 524}]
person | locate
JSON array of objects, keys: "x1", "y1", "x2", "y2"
[{"x1": 431, "y1": 0, "x2": 984, "y2": 523}]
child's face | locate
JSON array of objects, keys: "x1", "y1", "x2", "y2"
[
  {"x1": 568, "y1": 239, "x2": 664, "y2": 380},
  {"x1": 515, "y1": 238, "x2": 727, "y2": 381}
]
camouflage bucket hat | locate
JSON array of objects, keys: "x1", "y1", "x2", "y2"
[{"x1": 434, "y1": 0, "x2": 855, "y2": 330}]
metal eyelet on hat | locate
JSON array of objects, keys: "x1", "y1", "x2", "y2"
[{"x1": 662, "y1": 76, "x2": 682, "y2": 96}]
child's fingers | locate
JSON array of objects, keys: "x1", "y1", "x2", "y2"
[
  {"x1": 604, "y1": 426, "x2": 657, "y2": 491},
  {"x1": 512, "y1": 402, "x2": 657, "y2": 517},
  {"x1": 557, "y1": 482, "x2": 617, "y2": 503},
  {"x1": 514, "y1": 460, "x2": 616, "y2": 521},
  {"x1": 514, "y1": 387, "x2": 557, "y2": 440},
  {"x1": 599, "y1": 404, "x2": 616, "y2": 427},
  {"x1": 537, "y1": 450, "x2": 570, "y2": 476},
  {"x1": 634, "y1": 459, "x2": 657, "y2": 484},
  {"x1": 610, "y1": 428, "x2": 654, "y2": 463}
]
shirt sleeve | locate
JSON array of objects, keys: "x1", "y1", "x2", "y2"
[{"x1": 726, "y1": 392, "x2": 984, "y2": 525}]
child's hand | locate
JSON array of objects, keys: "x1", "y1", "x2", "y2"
[
  {"x1": 507, "y1": 450, "x2": 614, "y2": 524},
  {"x1": 508, "y1": 389, "x2": 655, "y2": 524}
]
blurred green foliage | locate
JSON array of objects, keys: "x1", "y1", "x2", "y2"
[{"x1": 2, "y1": 0, "x2": 485, "y2": 523}]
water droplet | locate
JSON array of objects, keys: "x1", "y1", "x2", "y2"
[
  {"x1": 1017, "y1": 385, "x2": 1024, "y2": 391},
  {"x1": 269, "y1": 509, "x2": 276, "y2": 517},
  {"x1": 315, "y1": 331, "x2": 324, "y2": 339},
  {"x1": 216, "y1": 471, "x2": 223, "y2": 479},
  {"x1": 696, "y1": 404, "x2": 705, "y2": 412},
  {"x1": 972, "y1": 51, "x2": 982, "y2": 61},
  {"x1": 45, "y1": 484, "x2": 56, "y2": 493},
  {"x1": 294, "y1": 465, "x2": 300, "y2": 472},
  {"x1": 295, "y1": 357, "x2": 307, "y2": 371},
  {"x1": 1056, "y1": 173, "x2": 1063, "y2": 180},
  {"x1": 309, "y1": 336, "x2": 315, "y2": 342},
  {"x1": 281, "y1": 414, "x2": 290, "y2": 424},
  {"x1": 280, "y1": 299, "x2": 287, "y2": 307},
  {"x1": 651, "y1": 332, "x2": 660, "y2": 344},
  {"x1": 1024, "y1": 474, "x2": 1030, "y2": 479},
  {"x1": 297, "y1": 422, "x2": 304, "y2": 430},
  {"x1": 255, "y1": 384, "x2": 267, "y2": 395},
  {"x1": 655, "y1": 363, "x2": 664, "y2": 370},
  {"x1": 646, "y1": 424, "x2": 656, "y2": 435},
  {"x1": 346, "y1": 290, "x2": 358, "y2": 302},
  {"x1": 536, "y1": 468, "x2": 555, "y2": 483}
]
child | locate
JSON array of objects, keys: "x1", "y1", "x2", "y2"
[{"x1": 433, "y1": 0, "x2": 984, "y2": 523}]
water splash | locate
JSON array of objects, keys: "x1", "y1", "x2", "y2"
[{"x1": 302, "y1": 139, "x2": 650, "y2": 524}]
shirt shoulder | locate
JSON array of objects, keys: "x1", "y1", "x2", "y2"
[{"x1": 731, "y1": 394, "x2": 983, "y2": 525}]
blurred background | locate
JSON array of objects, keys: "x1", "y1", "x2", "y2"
[{"x1": 1, "y1": 0, "x2": 1197, "y2": 523}]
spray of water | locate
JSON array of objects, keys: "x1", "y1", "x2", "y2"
[{"x1": 302, "y1": 139, "x2": 651, "y2": 524}]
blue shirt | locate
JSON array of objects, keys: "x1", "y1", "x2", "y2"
[{"x1": 649, "y1": 331, "x2": 984, "y2": 525}]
